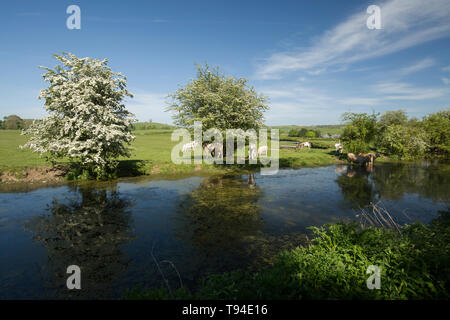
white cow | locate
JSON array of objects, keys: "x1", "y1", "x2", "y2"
[
  {"x1": 296, "y1": 142, "x2": 311, "y2": 150},
  {"x1": 204, "y1": 142, "x2": 223, "y2": 158},
  {"x1": 334, "y1": 141, "x2": 343, "y2": 153},
  {"x1": 182, "y1": 141, "x2": 199, "y2": 153},
  {"x1": 248, "y1": 143, "x2": 257, "y2": 160},
  {"x1": 258, "y1": 145, "x2": 268, "y2": 156}
]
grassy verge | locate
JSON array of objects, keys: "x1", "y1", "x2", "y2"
[
  {"x1": 0, "y1": 130, "x2": 342, "y2": 182},
  {"x1": 125, "y1": 210, "x2": 450, "y2": 300}
]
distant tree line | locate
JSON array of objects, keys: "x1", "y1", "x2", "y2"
[
  {"x1": 0, "y1": 115, "x2": 34, "y2": 130},
  {"x1": 341, "y1": 109, "x2": 450, "y2": 159},
  {"x1": 131, "y1": 121, "x2": 174, "y2": 130},
  {"x1": 288, "y1": 128, "x2": 322, "y2": 138}
]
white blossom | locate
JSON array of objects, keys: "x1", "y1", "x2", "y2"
[{"x1": 22, "y1": 53, "x2": 136, "y2": 170}]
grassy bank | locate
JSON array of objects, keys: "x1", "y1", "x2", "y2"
[
  {"x1": 125, "y1": 210, "x2": 450, "y2": 300},
  {"x1": 0, "y1": 130, "x2": 342, "y2": 182}
]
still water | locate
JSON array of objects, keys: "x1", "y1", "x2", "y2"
[{"x1": 0, "y1": 162, "x2": 448, "y2": 299}]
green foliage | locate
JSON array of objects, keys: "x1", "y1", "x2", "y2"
[
  {"x1": 377, "y1": 124, "x2": 428, "y2": 159},
  {"x1": 288, "y1": 129, "x2": 299, "y2": 137},
  {"x1": 66, "y1": 162, "x2": 120, "y2": 180},
  {"x1": 341, "y1": 112, "x2": 378, "y2": 153},
  {"x1": 341, "y1": 109, "x2": 449, "y2": 159},
  {"x1": 132, "y1": 122, "x2": 174, "y2": 131},
  {"x1": 2, "y1": 115, "x2": 24, "y2": 130},
  {"x1": 377, "y1": 110, "x2": 408, "y2": 132},
  {"x1": 125, "y1": 211, "x2": 450, "y2": 300},
  {"x1": 166, "y1": 63, "x2": 269, "y2": 131},
  {"x1": 421, "y1": 110, "x2": 450, "y2": 155},
  {"x1": 287, "y1": 128, "x2": 321, "y2": 138}
]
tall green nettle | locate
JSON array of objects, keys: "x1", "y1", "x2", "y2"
[{"x1": 22, "y1": 53, "x2": 135, "y2": 175}]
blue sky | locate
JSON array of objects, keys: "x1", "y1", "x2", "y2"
[{"x1": 0, "y1": 0, "x2": 449, "y2": 125}]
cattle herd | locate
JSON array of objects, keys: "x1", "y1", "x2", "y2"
[{"x1": 181, "y1": 140, "x2": 378, "y2": 168}]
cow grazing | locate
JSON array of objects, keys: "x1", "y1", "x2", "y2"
[
  {"x1": 258, "y1": 145, "x2": 268, "y2": 156},
  {"x1": 182, "y1": 141, "x2": 199, "y2": 153},
  {"x1": 335, "y1": 141, "x2": 343, "y2": 153},
  {"x1": 204, "y1": 142, "x2": 223, "y2": 158},
  {"x1": 296, "y1": 141, "x2": 311, "y2": 150},
  {"x1": 248, "y1": 143, "x2": 257, "y2": 160}
]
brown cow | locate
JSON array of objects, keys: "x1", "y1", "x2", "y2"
[
  {"x1": 358, "y1": 152, "x2": 378, "y2": 167},
  {"x1": 347, "y1": 152, "x2": 373, "y2": 167}
]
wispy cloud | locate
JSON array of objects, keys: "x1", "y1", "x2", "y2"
[
  {"x1": 442, "y1": 77, "x2": 450, "y2": 85},
  {"x1": 255, "y1": 0, "x2": 450, "y2": 79},
  {"x1": 398, "y1": 58, "x2": 435, "y2": 75},
  {"x1": 126, "y1": 91, "x2": 172, "y2": 123},
  {"x1": 372, "y1": 82, "x2": 447, "y2": 100},
  {"x1": 443, "y1": 66, "x2": 450, "y2": 72}
]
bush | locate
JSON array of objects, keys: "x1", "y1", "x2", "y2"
[
  {"x1": 341, "y1": 112, "x2": 378, "y2": 153},
  {"x1": 421, "y1": 110, "x2": 450, "y2": 155},
  {"x1": 377, "y1": 124, "x2": 428, "y2": 159},
  {"x1": 288, "y1": 129, "x2": 300, "y2": 137}
]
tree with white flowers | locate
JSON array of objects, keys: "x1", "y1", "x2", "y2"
[{"x1": 22, "y1": 53, "x2": 135, "y2": 176}]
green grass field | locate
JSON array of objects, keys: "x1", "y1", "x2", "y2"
[{"x1": 0, "y1": 129, "x2": 342, "y2": 179}]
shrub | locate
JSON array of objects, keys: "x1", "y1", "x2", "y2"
[{"x1": 377, "y1": 124, "x2": 428, "y2": 159}]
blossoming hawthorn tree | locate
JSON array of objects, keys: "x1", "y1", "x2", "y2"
[{"x1": 22, "y1": 53, "x2": 136, "y2": 177}]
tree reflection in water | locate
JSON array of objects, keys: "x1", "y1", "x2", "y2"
[
  {"x1": 176, "y1": 175, "x2": 263, "y2": 274},
  {"x1": 26, "y1": 184, "x2": 134, "y2": 299},
  {"x1": 175, "y1": 173, "x2": 308, "y2": 282},
  {"x1": 335, "y1": 162, "x2": 450, "y2": 209},
  {"x1": 335, "y1": 165, "x2": 377, "y2": 208}
]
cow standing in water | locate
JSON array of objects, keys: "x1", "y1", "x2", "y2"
[{"x1": 347, "y1": 152, "x2": 378, "y2": 168}]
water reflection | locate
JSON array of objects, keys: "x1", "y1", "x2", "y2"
[
  {"x1": 372, "y1": 162, "x2": 449, "y2": 202},
  {"x1": 335, "y1": 165, "x2": 377, "y2": 207},
  {"x1": 335, "y1": 162, "x2": 450, "y2": 209},
  {"x1": 175, "y1": 175, "x2": 264, "y2": 273},
  {"x1": 26, "y1": 184, "x2": 134, "y2": 299}
]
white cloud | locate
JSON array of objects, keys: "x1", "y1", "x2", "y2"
[
  {"x1": 256, "y1": 0, "x2": 450, "y2": 79},
  {"x1": 398, "y1": 58, "x2": 435, "y2": 75},
  {"x1": 339, "y1": 97, "x2": 381, "y2": 106},
  {"x1": 443, "y1": 66, "x2": 450, "y2": 72},
  {"x1": 126, "y1": 91, "x2": 172, "y2": 123},
  {"x1": 372, "y1": 82, "x2": 447, "y2": 100},
  {"x1": 442, "y1": 77, "x2": 450, "y2": 85}
]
